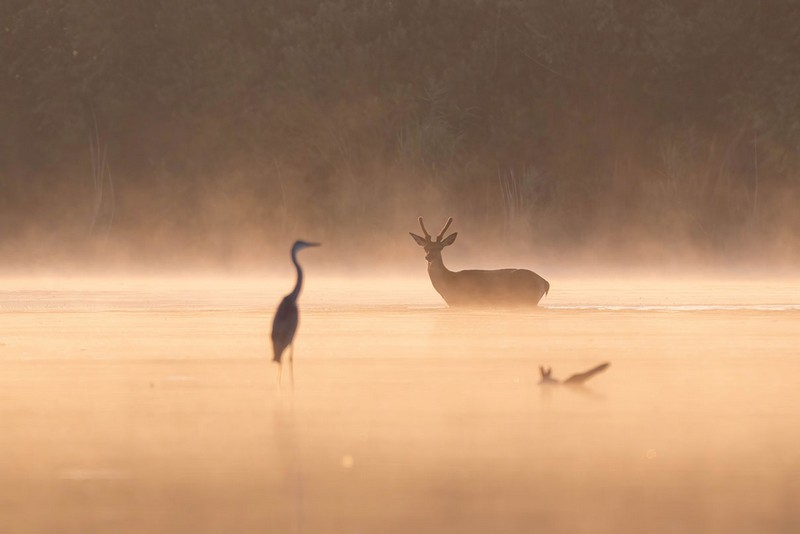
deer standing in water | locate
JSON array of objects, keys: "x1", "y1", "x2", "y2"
[{"x1": 410, "y1": 217, "x2": 550, "y2": 307}]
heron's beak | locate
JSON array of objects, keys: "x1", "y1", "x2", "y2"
[{"x1": 307, "y1": 242, "x2": 321, "y2": 247}]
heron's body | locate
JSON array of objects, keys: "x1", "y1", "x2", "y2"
[
  {"x1": 271, "y1": 295, "x2": 298, "y2": 363},
  {"x1": 271, "y1": 240, "x2": 319, "y2": 384}
]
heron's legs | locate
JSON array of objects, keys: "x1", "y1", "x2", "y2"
[{"x1": 277, "y1": 361, "x2": 282, "y2": 386}]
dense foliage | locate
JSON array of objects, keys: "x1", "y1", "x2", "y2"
[{"x1": 2, "y1": 1, "x2": 799, "y2": 267}]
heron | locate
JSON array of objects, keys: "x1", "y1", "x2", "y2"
[{"x1": 271, "y1": 240, "x2": 320, "y2": 386}]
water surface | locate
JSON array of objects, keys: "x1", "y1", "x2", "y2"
[{"x1": 1, "y1": 277, "x2": 798, "y2": 532}]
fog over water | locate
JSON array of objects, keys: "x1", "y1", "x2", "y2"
[{"x1": 4, "y1": 2, "x2": 800, "y2": 272}]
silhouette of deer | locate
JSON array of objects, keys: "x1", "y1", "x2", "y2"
[{"x1": 410, "y1": 217, "x2": 550, "y2": 307}]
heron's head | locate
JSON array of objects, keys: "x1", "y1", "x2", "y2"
[
  {"x1": 409, "y1": 217, "x2": 457, "y2": 262},
  {"x1": 292, "y1": 240, "x2": 321, "y2": 253}
]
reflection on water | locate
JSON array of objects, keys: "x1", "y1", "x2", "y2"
[
  {"x1": 1, "y1": 276, "x2": 798, "y2": 312},
  {"x1": 548, "y1": 304, "x2": 800, "y2": 310},
  {"x1": 0, "y1": 277, "x2": 799, "y2": 532}
]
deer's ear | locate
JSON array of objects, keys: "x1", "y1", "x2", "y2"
[
  {"x1": 409, "y1": 233, "x2": 428, "y2": 246},
  {"x1": 441, "y1": 232, "x2": 457, "y2": 246}
]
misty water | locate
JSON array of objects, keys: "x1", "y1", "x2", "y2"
[{"x1": 2, "y1": 276, "x2": 799, "y2": 533}]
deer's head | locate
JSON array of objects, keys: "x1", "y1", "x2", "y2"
[{"x1": 410, "y1": 217, "x2": 457, "y2": 262}]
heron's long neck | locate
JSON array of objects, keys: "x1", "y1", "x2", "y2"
[{"x1": 289, "y1": 247, "x2": 303, "y2": 300}]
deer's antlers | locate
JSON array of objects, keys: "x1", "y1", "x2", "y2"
[
  {"x1": 437, "y1": 217, "x2": 453, "y2": 241},
  {"x1": 418, "y1": 216, "x2": 454, "y2": 242},
  {"x1": 418, "y1": 217, "x2": 431, "y2": 240}
]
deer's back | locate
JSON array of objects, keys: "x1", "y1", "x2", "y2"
[{"x1": 438, "y1": 268, "x2": 549, "y2": 307}]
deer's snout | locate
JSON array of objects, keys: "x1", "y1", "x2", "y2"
[{"x1": 424, "y1": 246, "x2": 442, "y2": 262}]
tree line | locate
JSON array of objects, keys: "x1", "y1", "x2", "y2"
[{"x1": 2, "y1": 0, "x2": 799, "y2": 267}]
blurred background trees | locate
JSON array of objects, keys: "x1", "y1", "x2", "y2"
[{"x1": 2, "y1": 0, "x2": 798, "y2": 269}]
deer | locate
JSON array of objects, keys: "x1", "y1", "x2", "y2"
[{"x1": 410, "y1": 217, "x2": 550, "y2": 307}]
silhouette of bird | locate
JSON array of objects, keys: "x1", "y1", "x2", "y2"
[
  {"x1": 539, "y1": 362, "x2": 610, "y2": 386},
  {"x1": 271, "y1": 240, "x2": 320, "y2": 386}
]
